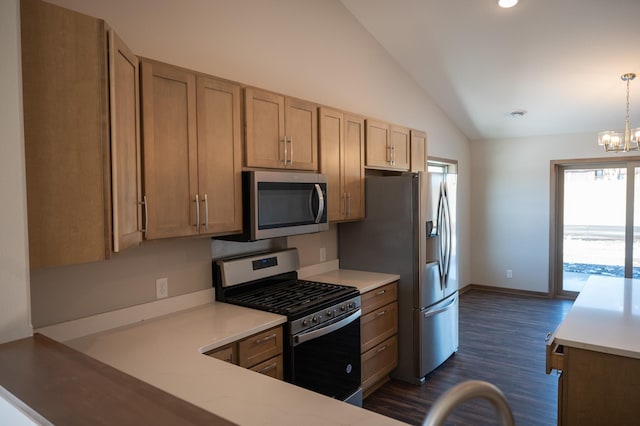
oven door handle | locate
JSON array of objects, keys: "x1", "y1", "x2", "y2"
[{"x1": 293, "y1": 309, "x2": 361, "y2": 347}]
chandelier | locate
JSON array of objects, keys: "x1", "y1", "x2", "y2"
[{"x1": 598, "y1": 73, "x2": 640, "y2": 152}]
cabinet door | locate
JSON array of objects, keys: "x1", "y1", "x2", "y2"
[
  {"x1": 361, "y1": 302, "x2": 398, "y2": 353},
  {"x1": 319, "y1": 107, "x2": 344, "y2": 221},
  {"x1": 410, "y1": 129, "x2": 427, "y2": 173},
  {"x1": 244, "y1": 88, "x2": 285, "y2": 169},
  {"x1": 389, "y1": 125, "x2": 410, "y2": 171},
  {"x1": 365, "y1": 119, "x2": 390, "y2": 169},
  {"x1": 343, "y1": 114, "x2": 365, "y2": 220},
  {"x1": 109, "y1": 30, "x2": 142, "y2": 252},
  {"x1": 141, "y1": 61, "x2": 199, "y2": 239},
  {"x1": 285, "y1": 97, "x2": 318, "y2": 171},
  {"x1": 21, "y1": 0, "x2": 110, "y2": 268},
  {"x1": 196, "y1": 76, "x2": 243, "y2": 235}
]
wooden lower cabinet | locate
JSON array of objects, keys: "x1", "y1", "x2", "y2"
[
  {"x1": 205, "y1": 326, "x2": 283, "y2": 380},
  {"x1": 546, "y1": 342, "x2": 640, "y2": 425},
  {"x1": 360, "y1": 282, "x2": 398, "y2": 398}
]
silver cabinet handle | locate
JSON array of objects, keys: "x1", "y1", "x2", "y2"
[
  {"x1": 140, "y1": 195, "x2": 148, "y2": 238},
  {"x1": 314, "y1": 184, "x2": 324, "y2": 224},
  {"x1": 194, "y1": 194, "x2": 200, "y2": 229},
  {"x1": 376, "y1": 289, "x2": 386, "y2": 296},
  {"x1": 288, "y1": 137, "x2": 293, "y2": 165},
  {"x1": 386, "y1": 145, "x2": 392, "y2": 163},
  {"x1": 202, "y1": 194, "x2": 209, "y2": 231},
  {"x1": 376, "y1": 309, "x2": 387, "y2": 317},
  {"x1": 257, "y1": 362, "x2": 278, "y2": 374},
  {"x1": 254, "y1": 333, "x2": 277, "y2": 345},
  {"x1": 391, "y1": 145, "x2": 396, "y2": 165},
  {"x1": 376, "y1": 345, "x2": 388, "y2": 353},
  {"x1": 282, "y1": 136, "x2": 288, "y2": 166},
  {"x1": 346, "y1": 193, "x2": 351, "y2": 217},
  {"x1": 343, "y1": 193, "x2": 347, "y2": 217}
]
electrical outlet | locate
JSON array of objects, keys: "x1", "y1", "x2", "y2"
[
  {"x1": 506, "y1": 269, "x2": 513, "y2": 279},
  {"x1": 319, "y1": 247, "x2": 326, "y2": 262},
  {"x1": 156, "y1": 277, "x2": 168, "y2": 299}
]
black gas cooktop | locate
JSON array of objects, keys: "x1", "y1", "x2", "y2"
[{"x1": 221, "y1": 278, "x2": 359, "y2": 318}]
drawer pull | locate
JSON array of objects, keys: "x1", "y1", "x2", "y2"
[
  {"x1": 376, "y1": 345, "x2": 388, "y2": 353},
  {"x1": 254, "y1": 333, "x2": 277, "y2": 345},
  {"x1": 376, "y1": 310, "x2": 387, "y2": 317},
  {"x1": 257, "y1": 362, "x2": 278, "y2": 374},
  {"x1": 376, "y1": 289, "x2": 386, "y2": 296}
]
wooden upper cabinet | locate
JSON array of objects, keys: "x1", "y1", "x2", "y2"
[
  {"x1": 196, "y1": 76, "x2": 243, "y2": 235},
  {"x1": 365, "y1": 119, "x2": 411, "y2": 172},
  {"x1": 109, "y1": 30, "x2": 142, "y2": 252},
  {"x1": 389, "y1": 125, "x2": 410, "y2": 170},
  {"x1": 21, "y1": 0, "x2": 141, "y2": 268},
  {"x1": 141, "y1": 60, "x2": 243, "y2": 239},
  {"x1": 410, "y1": 129, "x2": 427, "y2": 173},
  {"x1": 343, "y1": 114, "x2": 365, "y2": 220},
  {"x1": 365, "y1": 119, "x2": 390, "y2": 169},
  {"x1": 319, "y1": 108, "x2": 364, "y2": 222},
  {"x1": 245, "y1": 87, "x2": 317, "y2": 170},
  {"x1": 141, "y1": 61, "x2": 199, "y2": 239}
]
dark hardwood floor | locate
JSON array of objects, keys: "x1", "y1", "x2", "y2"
[{"x1": 363, "y1": 289, "x2": 574, "y2": 425}]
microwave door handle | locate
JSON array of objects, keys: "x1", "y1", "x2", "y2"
[{"x1": 313, "y1": 184, "x2": 324, "y2": 223}]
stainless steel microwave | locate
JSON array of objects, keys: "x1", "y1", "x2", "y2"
[{"x1": 238, "y1": 171, "x2": 329, "y2": 240}]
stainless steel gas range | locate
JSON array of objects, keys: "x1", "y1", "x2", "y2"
[{"x1": 213, "y1": 248, "x2": 362, "y2": 406}]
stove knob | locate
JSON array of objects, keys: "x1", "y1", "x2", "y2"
[
  {"x1": 312, "y1": 316, "x2": 318, "y2": 323},
  {"x1": 348, "y1": 302, "x2": 355, "y2": 309},
  {"x1": 340, "y1": 304, "x2": 346, "y2": 311},
  {"x1": 326, "y1": 310, "x2": 333, "y2": 317},
  {"x1": 302, "y1": 319, "x2": 309, "y2": 326}
]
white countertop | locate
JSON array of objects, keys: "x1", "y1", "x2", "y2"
[
  {"x1": 554, "y1": 276, "x2": 640, "y2": 359},
  {"x1": 306, "y1": 269, "x2": 400, "y2": 293},
  {"x1": 65, "y1": 295, "x2": 406, "y2": 425}
]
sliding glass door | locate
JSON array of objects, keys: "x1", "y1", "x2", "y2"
[{"x1": 555, "y1": 161, "x2": 640, "y2": 296}]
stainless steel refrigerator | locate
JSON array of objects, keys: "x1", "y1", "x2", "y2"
[{"x1": 338, "y1": 171, "x2": 458, "y2": 384}]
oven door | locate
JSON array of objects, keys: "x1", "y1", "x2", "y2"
[{"x1": 289, "y1": 310, "x2": 361, "y2": 404}]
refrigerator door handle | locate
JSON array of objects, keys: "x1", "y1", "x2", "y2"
[
  {"x1": 437, "y1": 182, "x2": 446, "y2": 290},
  {"x1": 442, "y1": 183, "x2": 452, "y2": 288},
  {"x1": 423, "y1": 295, "x2": 457, "y2": 319}
]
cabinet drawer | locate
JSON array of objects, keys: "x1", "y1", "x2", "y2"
[
  {"x1": 362, "y1": 335, "x2": 398, "y2": 391},
  {"x1": 249, "y1": 355, "x2": 284, "y2": 380},
  {"x1": 238, "y1": 326, "x2": 282, "y2": 368},
  {"x1": 361, "y1": 302, "x2": 398, "y2": 353},
  {"x1": 362, "y1": 282, "x2": 398, "y2": 315},
  {"x1": 545, "y1": 335, "x2": 564, "y2": 374},
  {"x1": 205, "y1": 344, "x2": 235, "y2": 364}
]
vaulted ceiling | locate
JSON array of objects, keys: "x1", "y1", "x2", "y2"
[{"x1": 341, "y1": 0, "x2": 640, "y2": 141}]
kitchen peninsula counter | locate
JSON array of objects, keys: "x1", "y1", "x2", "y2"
[
  {"x1": 37, "y1": 296, "x2": 405, "y2": 425},
  {"x1": 547, "y1": 276, "x2": 640, "y2": 425},
  {"x1": 553, "y1": 276, "x2": 640, "y2": 358}
]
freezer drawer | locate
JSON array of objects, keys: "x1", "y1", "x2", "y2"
[{"x1": 415, "y1": 292, "x2": 459, "y2": 379}]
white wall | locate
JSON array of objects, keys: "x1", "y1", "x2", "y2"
[
  {"x1": 0, "y1": 0, "x2": 33, "y2": 343},
  {"x1": 19, "y1": 0, "x2": 470, "y2": 328},
  {"x1": 470, "y1": 132, "x2": 637, "y2": 293}
]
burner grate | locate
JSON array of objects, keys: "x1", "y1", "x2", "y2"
[{"x1": 225, "y1": 280, "x2": 357, "y2": 316}]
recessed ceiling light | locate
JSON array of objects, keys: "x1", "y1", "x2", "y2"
[
  {"x1": 498, "y1": 0, "x2": 518, "y2": 8},
  {"x1": 509, "y1": 109, "x2": 527, "y2": 117}
]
